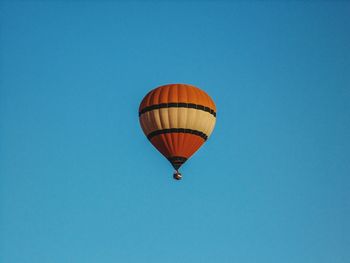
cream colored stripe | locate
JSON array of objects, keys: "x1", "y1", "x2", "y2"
[
  {"x1": 206, "y1": 117, "x2": 216, "y2": 137},
  {"x1": 139, "y1": 108, "x2": 216, "y2": 137},
  {"x1": 139, "y1": 112, "x2": 152, "y2": 135}
]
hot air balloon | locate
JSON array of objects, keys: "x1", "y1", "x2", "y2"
[{"x1": 139, "y1": 84, "x2": 216, "y2": 180}]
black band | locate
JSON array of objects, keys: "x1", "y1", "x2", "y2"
[
  {"x1": 147, "y1": 128, "x2": 208, "y2": 141},
  {"x1": 139, "y1": 102, "x2": 216, "y2": 117},
  {"x1": 167, "y1": 156, "x2": 188, "y2": 170},
  {"x1": 167, "y1": 156, "x2": 188, "y2": 163}
]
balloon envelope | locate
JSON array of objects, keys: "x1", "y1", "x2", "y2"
[{"x1": 139, "y1": 84, "x2": 216, "y2": 171}]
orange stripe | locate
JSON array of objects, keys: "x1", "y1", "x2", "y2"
[
  {"x1": 150, "y1": 133, "x2": 205, "y2": 159},
  {"x1": 139, "y1": 84, "x2": 216, "y2": 112}
]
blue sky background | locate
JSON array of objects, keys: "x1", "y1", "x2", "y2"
[{"x1": 1, "y1": 1, "x2": 349, "y2": 262}]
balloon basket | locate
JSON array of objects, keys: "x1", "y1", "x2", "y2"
[{"x1": 173, "y1": 171, "x2": 182, "y2": 180}]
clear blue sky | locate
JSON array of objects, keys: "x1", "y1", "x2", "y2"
[{"x1": 1, "y1": 1, "x2": 349, "y2": 262}]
